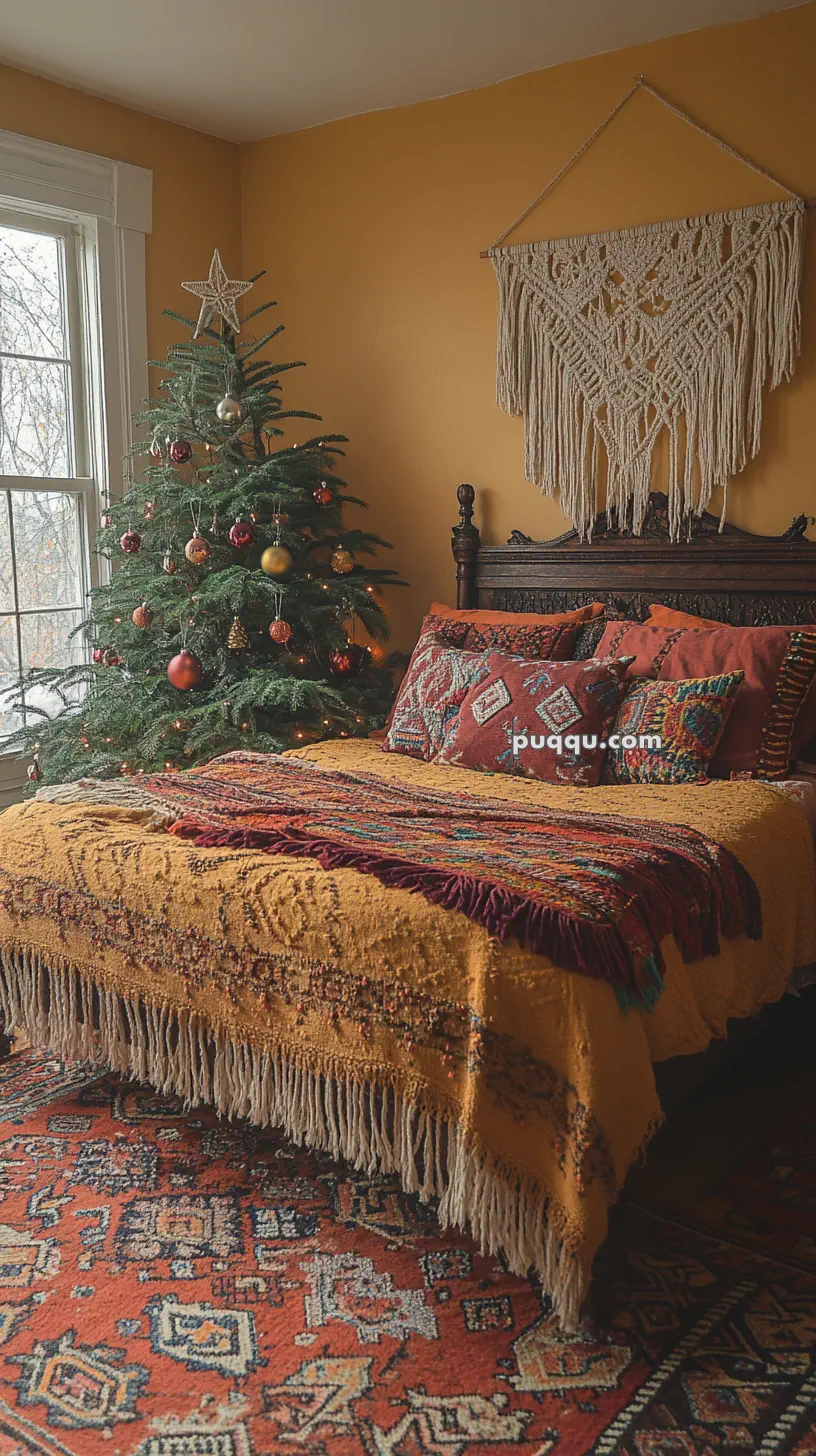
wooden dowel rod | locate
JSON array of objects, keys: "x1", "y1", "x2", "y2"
[{"x1": 479, "y1": 198, "x2": 816, "y2": 256}]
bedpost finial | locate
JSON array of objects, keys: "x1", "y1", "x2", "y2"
[
  {"x1": 457, "y1": 483, "x2": 475, "y2": 527},
  {"x1": 452, "y1": 485, "x2": 479, "y2": 610}
]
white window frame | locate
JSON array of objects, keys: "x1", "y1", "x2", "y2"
[{"x1": 0, "y1": 128, "x2": 151, "y2": 804}]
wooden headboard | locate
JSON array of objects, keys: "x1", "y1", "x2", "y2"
[{"x1": 451, "y1": 485, "x2": 816, "y2": 626}]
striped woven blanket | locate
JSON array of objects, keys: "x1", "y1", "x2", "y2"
[{"x1": 146, "y1": 751, "x2": 761, "y2": 1011}]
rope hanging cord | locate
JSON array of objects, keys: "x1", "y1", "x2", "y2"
[{"x1": 481, "y1": 77, "x2": 811, "y2": 257}]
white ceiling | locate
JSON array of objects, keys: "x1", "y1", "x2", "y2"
[{"x1": 0, "y1": 0, "x2": 803, "y2": 144}]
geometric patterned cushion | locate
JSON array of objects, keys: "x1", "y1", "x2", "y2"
[
  {"x1": 423, "y1": 614, "x2": 578, "y2": 660},
  {"x1": 434, "y1": 653, "x2": 633, "y2": 785},
  {"x1": 382, "y1": 634, "x2": 491, "y2": 761},
  {"x1": 603, "y1": 673, "x2": 745, "y2": 785}
]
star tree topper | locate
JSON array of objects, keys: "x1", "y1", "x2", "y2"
[{"x1": 181, "y1": 249, "x2": 253, "y2": 337}]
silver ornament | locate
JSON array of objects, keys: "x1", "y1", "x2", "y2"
[{"x1": 216, "y1": 395, "x2": 244, "y2": 424}]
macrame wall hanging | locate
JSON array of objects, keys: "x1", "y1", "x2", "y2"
[{"x1": 485, "y1": 79, "x2": 808, "y2": 541}]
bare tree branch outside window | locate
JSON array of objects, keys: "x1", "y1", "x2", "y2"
[{"x1": 0, "y1": 223, "x2": 86, "y2": 737}]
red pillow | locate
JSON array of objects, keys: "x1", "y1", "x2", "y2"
[
  {"x1": 595, "y1": 622, "x2": 816, "y2": 778},
  {"x1": 428, "y1": 601, "x2": 604, "y2": 628},
  {"x1": 646, "y1": 604, "x2": 726, "y2": 629},
  {"x1": 435, "y1": 654, "x2": 632, "y2": 785}
]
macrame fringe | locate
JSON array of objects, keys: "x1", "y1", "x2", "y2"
[
  {"x1": 0, "y1": 948, "x2": 585, "y2": 1331},
  {"x1": 493, "y1": 200, "x2": 804, "y2": 541}
]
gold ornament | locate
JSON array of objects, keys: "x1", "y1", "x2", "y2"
[
  {"x1": 185, "y1": 535, "x2": 212, "y2": 565},
  {"x1": 143, "y1": 499, "x2": 157, "y2": 521},
  {"x1": 331, "y1": 547, "x2": 355, "y2": 575},
  {"x1": 261, "y1": 545, "x2": 293, "y2": 577},
  {"x1": 228, "y1": 617, "x2": 249, "y2": 651},
  {"x1": 181, "y1": 249, "x2": 254, "y2": 337}
]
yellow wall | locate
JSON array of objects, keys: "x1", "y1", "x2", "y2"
[
  {"x1": 241, "y1": 2, "x2": 816, "y2": 648},
  {"x1": 0, "y1": 64, "x2": 242, "y2": 362}
]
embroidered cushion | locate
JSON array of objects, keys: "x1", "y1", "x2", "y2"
[
  {"x1": 383, "y1": 635, "x2": 491, "y2": 760},
  {"x1": 595, "y1": 621, "x2": 816, "y2": 779},
  {"x1": 385, "y1": 618, "x2": 581, "y2": 752},
  {"x1": 603, "y1": 673, "x2": 744, "y2": 785},
  {"x1": 423, "y1": 612, "x2": 578, "y2": 659},
  {"x1": 434, "y1": 654, "x2": 632, "y2": 785}
]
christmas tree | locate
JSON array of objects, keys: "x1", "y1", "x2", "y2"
[{"x1": 14, "y1": 251, "x2": 404, "y2": 785}]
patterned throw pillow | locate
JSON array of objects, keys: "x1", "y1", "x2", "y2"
[
  {"x1": 434, "y1": 654, "x2": 633, "y2": 785},
  {"x1": 603, "y1": 673, "x2": 745, "y2": 785},
  {"x1": 423, "y1": 613, "x2": 577, "y2": 659},
  {"x1": 383, "y1": 634, "x2": 491, "y2": 760},
  {"x1": 595, "y1": 621, "x2": 816, "y2": 779}
]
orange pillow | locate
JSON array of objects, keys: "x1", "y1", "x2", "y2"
[
  {"x1": 647, "y1": 604, "x2": 725, "y2": 629},
  {"x1": 429, "y1": 601, "x2": 605, "y2": 627}
]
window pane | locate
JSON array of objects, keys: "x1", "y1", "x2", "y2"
[
  {"x1": 0, "y1": 226, "x2": 67, "y2": 359},
  {"x1": 0, "y1": 613, "x2": 21, "y2": 737},
  {"x1": 0, "y1": 494, "x2": 13, "y2": 611},
  {"x1": 21, "y1": 609, "x2": 83, "y2": 722},
  {"x1": 12, "y1": 491, "x2": 82, "y2": 609},
  {"x1": 0, "y1": 357, "x2": 71, "y2": 478}
]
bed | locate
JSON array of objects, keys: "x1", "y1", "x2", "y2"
[{"x1": 1, "y1": 487, "x2": 815, "y2": 1330}]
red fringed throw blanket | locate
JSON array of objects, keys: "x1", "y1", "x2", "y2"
[{"x1": 148, "y1": 752, "x2": 761, "y2": 1011}]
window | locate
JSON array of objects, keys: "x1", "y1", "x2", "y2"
[
  {"x1": 0, "y1": 126, "x2": 151, "y2": 800},
  {"x1": 0, "y1": 213, "x2": 98, "y2": 738}
]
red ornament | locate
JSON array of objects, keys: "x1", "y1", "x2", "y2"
[
  {"x1": 269, "y1": 619, "x2": 292, "y2": 644},
  {"x1": 167, "y1": 650, "x2": 203, "y2": 691},
  {"x1": 27, "y1": 758, "x2": 42, "y2": 784},
  {"x1": 312, "y1": 484, "x2": 333, "y2": 506},
  {"x1": 228, "y1": 518, "x2": 255, "y2": 550},
  {"x1": 132, "y1": 602, "x2": 153, "y2": 629},
  {"x1": 103, "y1": 648, "x2": 122, "y2": 667},
  {"x1": 328, "y1": 643, "x2": 366, "y2": 679},
  {"x1": 120, "y1": 529, "x2": 142, "y2": 554},
  {"x1": 92, "y1": 647, "x2": 106, "y2": 664},
  {"x1": 168, "y1": 439, "x2": 193, "y2": 464},
  {"x1": 101, "y1": 513, "x2": 111, "y2": 529}
]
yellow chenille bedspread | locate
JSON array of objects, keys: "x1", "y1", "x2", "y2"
[{"x1": 0, "y1": 737, "x2": 813, "y2": 1327}]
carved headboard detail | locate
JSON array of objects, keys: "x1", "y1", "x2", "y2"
[{"x1": 451, "y1": 485, "x2": 816, "y2": 627}]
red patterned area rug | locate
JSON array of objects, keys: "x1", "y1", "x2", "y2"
[{"x1": 0, "y1": 1050, "x2": 814, "y2": 1456}]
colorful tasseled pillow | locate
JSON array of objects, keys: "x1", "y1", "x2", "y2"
[
  {"x1": 603, "y1": 673, "x2": 745, "y2": 785},
  {"x1": 434, "y1": 654, "x2": 632, "y2": 785},
  {"x1": 594, "y1": 621, "x2": 816, "y2": 779},
  {"x1": 383, "y1": 634, "x2": 491, "y2": 760}
]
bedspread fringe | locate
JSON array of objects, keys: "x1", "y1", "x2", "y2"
[{"x1": 0, "y1": 948, "x2": 585, "y2": 1330}]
